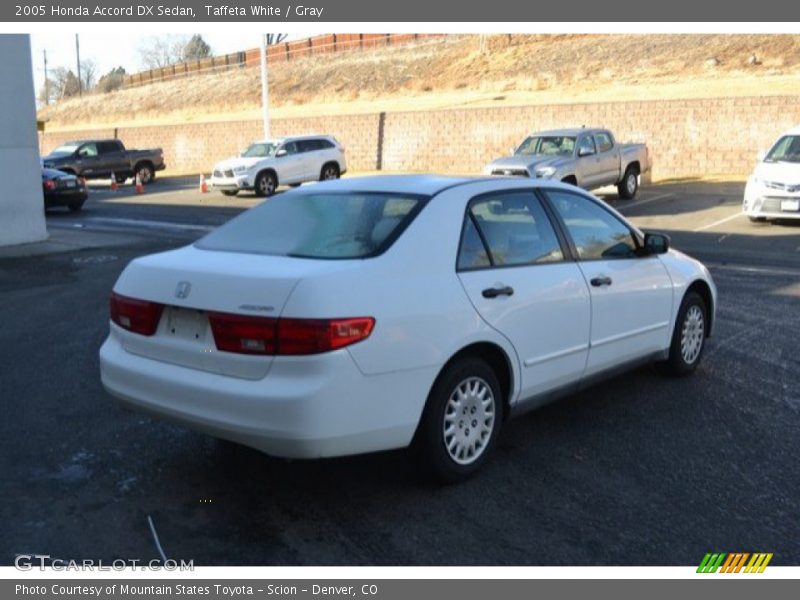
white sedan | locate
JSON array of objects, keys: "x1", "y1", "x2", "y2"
[
  {"x1": 744, "y1": 126, "x2": 800, "y2": 222},
  {"x1": 100, "y1": 175, "x2": 716, "y2": 482}
]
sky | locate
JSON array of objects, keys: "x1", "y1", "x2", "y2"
[{"x1": 29, "y1": 33, "x2": 296, "y2": 95}]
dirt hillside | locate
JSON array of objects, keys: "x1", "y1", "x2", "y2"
[{"x1": 39, "y1": 34, "x2": 800, "y2": 131}]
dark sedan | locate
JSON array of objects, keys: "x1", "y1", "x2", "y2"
[{"x1": 42, "y1": 168, "x2": 88, "y2": 212}]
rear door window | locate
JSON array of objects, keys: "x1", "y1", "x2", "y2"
[
  {"x1": 595, "y1": 132, "x2": 614, "y2": 153},
  {"x1": 458, "y1": 191, "x2": 564, "y2": 269}
]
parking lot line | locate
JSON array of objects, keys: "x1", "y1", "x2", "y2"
[
  {"x1": 693, "y1": 212, "x2": 744, "y2": 232},
  {"x1": 616, "y1": 193, "x2": 674, "y2": 211}
]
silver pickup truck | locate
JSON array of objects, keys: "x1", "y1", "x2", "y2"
[{"x1": 484, "y1": 127, "x2": 651, "y2": 199}]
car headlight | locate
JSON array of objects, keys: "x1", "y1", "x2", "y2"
[
  {"x1": 233, "y1": 166, "x2": 247, "y2": 174},
  {"x1": 535, "y1": 166, "x2": 556, "y2": 178}
]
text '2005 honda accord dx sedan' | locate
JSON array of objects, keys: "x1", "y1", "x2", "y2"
[{"x1": 99, "y1": 175, "x2": 716, "y2": 482}]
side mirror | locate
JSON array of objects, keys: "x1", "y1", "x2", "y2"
[
  {"x1": 643, "y1": 232, "x2": 670, "y2": 255},
  {"x1": 578, "y1": 147, "x2": 594, "y2": 157},
  {"x1": 509, "y1": 147, "x2": 516, "y2": 155},
  {"x1": 275, "y1": 148, "x2": 287, "y2": 157},
  {"x1": 757, "y1": 149, "x2": 766, "y2": 161}
]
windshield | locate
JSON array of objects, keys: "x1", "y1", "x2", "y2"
[
  {"x1": 765, "y1": 135, "x2": 800, "y2": 163},
  {"x1": 51, "y1": 143, "x2": 80, "y2": 155},
  {"x1": 241, "y1": 143, "x2": 279, "y2": 158},
  {"x1": 196, "y1": 192, "x2": 427, "y2": 259},
  {"x1": 516, "y1": 136, "x2": 576, "y2": 157}
]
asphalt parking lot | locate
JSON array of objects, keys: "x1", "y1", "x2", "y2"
[{"x1": 1, "y1": 176, "x2": 798, "y2": 566}]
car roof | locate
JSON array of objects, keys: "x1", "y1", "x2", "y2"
[
  {"x1": 294, "y1": 175, "x2": 485, "y2": 196},
  {"x1": 253, "y1": 134, "x2": 335, "y2": 144},
  {"x1": 781, "y1": 126, "x2": 800, "y2": 136},
  {"x1": 527, "y1": 128, "x2": 608, "y2": 137},
  {"x1": 64, "y1": 139, "x2": 118, "y2": 145}
]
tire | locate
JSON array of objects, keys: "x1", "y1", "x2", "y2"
[
  {"x1": 617, "y1": 166, "x2": 639, "y2": 199},
  {"x1": 320, "y1": 162, "x2": 340, "y2": 181},
  {"x1": 68, "y1": 201, "x2": 84, "y2": 212},
  {"x1": 413, "y1": 357, "x2": 504, "y2": 483},
  {"x1": 561, "y1": 176, "x2": 577, "y2": 186},
  {"x1": 255, "y1": 171, "x2": 277, "y2": 197},
  {"x1": 115, "y1": 174, "x2": 128, "y2": 184},
  {"x1": 221, "y1": 190, "x2": 239, "y2": 197},
  {"x1": 749, "y1": 216, "x2": 767, "y2": 223},
  {"x1": 134, "y1": 163, "x2": 155, "y2": 185},
  {"x1": 658, "y1": 291, "x2": 707, "y2": 376}
]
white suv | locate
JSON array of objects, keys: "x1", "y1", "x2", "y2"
[{"x1": 210, "y1": 135, "x2": 347, "y2": 197}]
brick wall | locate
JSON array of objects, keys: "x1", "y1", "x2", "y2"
[{"x1": 40, "y1": 96, "x2": 800, "y2": 180}]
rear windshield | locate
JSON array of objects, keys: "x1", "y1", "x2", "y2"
[{"x1": 196, "y1": 192, "x2": 427, "y2": 259}]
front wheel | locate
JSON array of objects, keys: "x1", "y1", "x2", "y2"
[
  {"x1": 658, "y1": 291, "x2": 707, "y2": 376},
  {"x1": 413, "y1": 357, "x2": 503, "y2": 483},
  {"x1": 255, "y1": 171, "x2": 277, "y2": 197},
  {"x1": 617, "y1": 167, "x2": 639, "y2": 199}
]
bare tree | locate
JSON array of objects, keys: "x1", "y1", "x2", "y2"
[
  {"x1": 49, "y1": 66, "x2": 81, "y2": 99},
  {"x1": 80, "y1": 59, "x2": 98, "y2": 91},
  {"x1": 137, "y1": 35, "x2": 187, "y2": 69},
  {"x1": 266, "y1": 34, "x2": 289, "y2": 45}
]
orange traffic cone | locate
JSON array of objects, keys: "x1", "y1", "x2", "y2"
[
  {"x1": 199, "y1": 174, "x2": 209, "y2": 193},
  {"x1": 134, "y1": 173, "x2": 144, "y2": 194},
  {"x1": 110, "y1": 172, "x2": 118, "y2": 192}
]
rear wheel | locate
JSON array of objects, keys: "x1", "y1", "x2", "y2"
[
  {"x1": 255, "y1": 171, "x2": 277, "y2": 197},
  {"x1": 221, "y1": 190, "x2": 239, "y2": 197},
  {"x1": 68, "y1": 201, "x2": 84, "y2": 212},
  {"x1": 617, "y1": 166, "x2": 639, "y2": 199},
  {"x1": 320, "y1": 162, "x2": 340, "y2": 181},
  {"x1": 413, "y1": 357, "x2": 503, "y2": 483},
  {"x1": 135, "y1": 163, "x2": 154, "y2": 185},
  {"x1": 658, "y1": 291, "x2": 707, "y2": 376}
]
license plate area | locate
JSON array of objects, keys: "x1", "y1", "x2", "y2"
[
  {"x1": 781, "y1": 199, "x2": 800, "y2": 212},
  {"x1": 165, "y1": 306, "x2": 208, "y2": 342},
  {"x1": 65, "y1": 180, "x2": 76, "y2": 188}
]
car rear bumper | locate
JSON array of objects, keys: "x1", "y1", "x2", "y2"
[
  {"x1": 99, "y1": 333, "x2": 435, "y2": 458},
  {"x1": 44, "y1": 189, "x2": 88, "y2": 206}
]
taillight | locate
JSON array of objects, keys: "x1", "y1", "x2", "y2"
[
  {"x1": 43, "y1": 180, "x2": 55, "y2": 190},
  {"x1": 109, "y1": 292, "x2": 164, "y2": 336},
  {"x1": 277, "y1": 317, "x2": 374, "y2": 355},
  {"x1": 208, "y1": 313, "x2": 374, "y2": 356},
  {"x1": 207, "y1": 312, "x2": 278, "y2": 355}
]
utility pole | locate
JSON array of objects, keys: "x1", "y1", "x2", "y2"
[
  {"x1": 259, "y1": 34, "x2": 269, "y2": 139},
  {"x1": 75, "y1": 34, "x2": 82, "y2": 96},
  {"x1": 43, "y1": 49, "x2": 49, "y2": 105}
]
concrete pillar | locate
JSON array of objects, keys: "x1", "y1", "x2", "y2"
[{"x1": 0, "y1": 34, "x2": 47, "y2": 247}]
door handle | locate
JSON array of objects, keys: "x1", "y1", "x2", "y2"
[
  {"x1": 482, "y1": 285, "x2": 514, "y2": 299},
  {"x1": 590, "y1": 276, "x2": 612, "y2": 287}
]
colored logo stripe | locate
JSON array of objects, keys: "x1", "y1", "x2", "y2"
[{"x1": 697, "y1": 553, "x2": 773, "y2": 573}]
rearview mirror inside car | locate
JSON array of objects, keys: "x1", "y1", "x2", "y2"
[{"x1": 644, "y1": 232, "x2": 670, "y2": 255}]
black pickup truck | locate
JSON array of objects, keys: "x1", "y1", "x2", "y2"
[{"x1": 42, "y1": 139, "x2": 165, "y2": 184}]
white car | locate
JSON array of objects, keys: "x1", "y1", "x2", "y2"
[
  {"x1": 744, "y1": 127, "x2": 800, "y2": 222},
  {"x1": 100, "y1": 176, "x2": 716, "y2": 482},
  {"x1": 209, "y1": 135, "x2": 346, "y2": 197}
]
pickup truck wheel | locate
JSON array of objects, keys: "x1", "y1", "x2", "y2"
[
  {"x1": 618, "y1": 167, "x2": 639, "y2": 199},
  {"x1": 115, "y1": 174, "x2": 128, "y2": 184},
  {"x1": 255, "y1": 171, "x2": 277, "y2": 197},
  {"x1": 135, "y1": 164, "x2": 154, "y2": 185},
  {"x1": 320, "y1": 163, "x2": 340, "y2": 181}
]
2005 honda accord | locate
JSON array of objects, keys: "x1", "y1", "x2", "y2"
[{"x1": 100, "y1": 175, "x2": 716, "y2": 482}]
